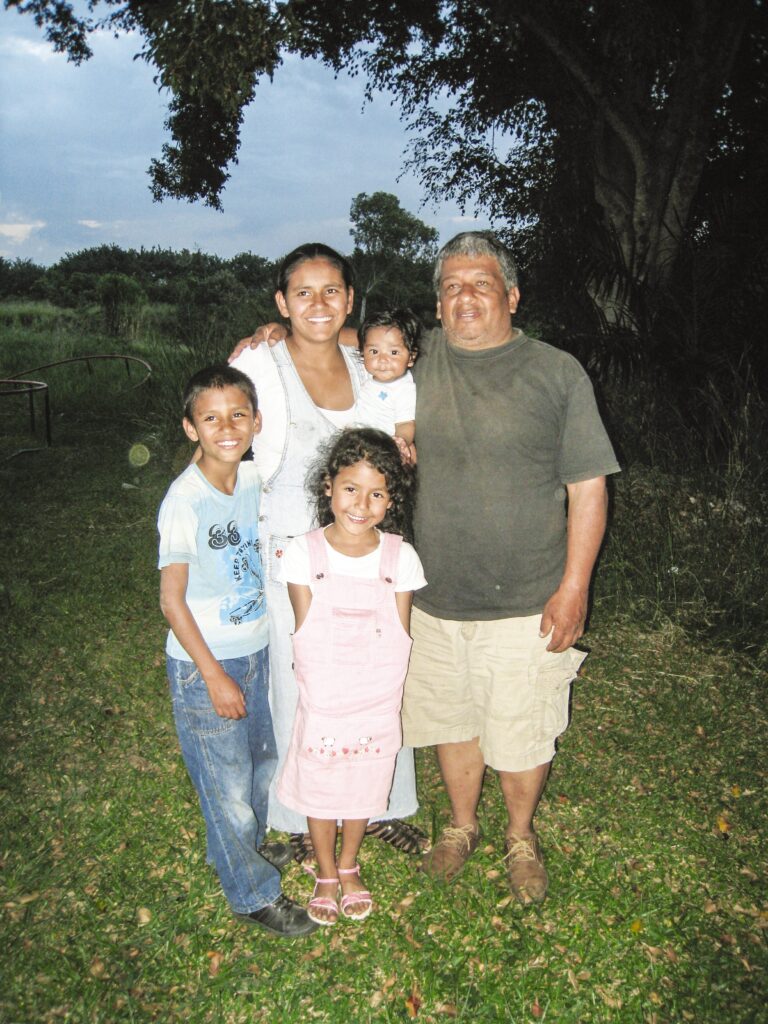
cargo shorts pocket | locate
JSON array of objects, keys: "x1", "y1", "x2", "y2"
[{"x1": 528, "y1": 647, "x2": 587, "y2": 739}]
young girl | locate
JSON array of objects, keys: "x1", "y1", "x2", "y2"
[{"x1": 276, "y1": 427, "x2": 426, "y2": 924}]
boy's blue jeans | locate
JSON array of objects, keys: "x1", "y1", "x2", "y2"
[{"x1": 167, "y1": 647, "x2": 281, "y2": 914}]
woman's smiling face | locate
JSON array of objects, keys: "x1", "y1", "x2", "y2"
[{"x1": 275, "y1": 257, "x2": 354, "y2": 344}]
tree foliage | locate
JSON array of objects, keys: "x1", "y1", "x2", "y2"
[
  {"x1": 0, "y1": 257, "x2": 47, "y2": 299},
  {"x1": 7, "y1": 0, "x2": 766, "y2": 355},
  {"x1": 97, "y1": 271, "x2": 146, "y2": 337},
  {"x1": 348, "y1": 192, "x2": 437, "y2": 321}
]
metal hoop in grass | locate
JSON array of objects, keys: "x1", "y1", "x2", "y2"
[{"x1": 1, "y1": 353, "x2": 152, "y2": 460}]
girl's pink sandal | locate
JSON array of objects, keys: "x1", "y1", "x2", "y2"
[
  {"x1": 304, "y1": 865, "x2": 339, "y2": 927},
  {"x1": 338, "y1": 864, "x2": 373, "y2": 921}
]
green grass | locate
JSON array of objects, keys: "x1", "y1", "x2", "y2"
[
  {"x1": 1, "y1": 313, "x2": 766, "y2": 1022},
  {"x1": 1, "y1": 408, "x2": 765, "y2": 1023}
]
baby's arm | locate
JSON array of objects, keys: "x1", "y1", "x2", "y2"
[
  {"x1": 287, "y1": 582, "x2": 313, "y2": 631},
  {"x1": 393, "y1": 373, "x2": 417, "y2": 457},
  {"x1": 392, "y1": 426, "x2": 416, "y2": 466},
  {"x1": 395, "y1": 590, "x2": 414, "y2": 633},
  {"x1": 394, "y1": 420, "x2": 415, "y2": 446},
  {"x1": 160, "y1": 563, "x2": 247, "y2": 719}
]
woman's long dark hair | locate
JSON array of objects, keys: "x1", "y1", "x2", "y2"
[{"x1": 307, "y1": 427, "x2": 416, "y2": 542}]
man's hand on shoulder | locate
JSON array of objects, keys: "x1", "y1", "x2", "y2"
[
  {"x1": 228, "y1": 323, "x2": 288, "y2": 363},
  {"x1": 539, "y1": 583, "x2": 588, "y2": 653}
]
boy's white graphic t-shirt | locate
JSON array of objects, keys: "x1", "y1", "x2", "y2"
[
  {"x1": 353, "y1": 370, "x2": 416, "y2": 435},
  {"x1": 158, "y1": 462, "x2": 268, "y2": 661}
]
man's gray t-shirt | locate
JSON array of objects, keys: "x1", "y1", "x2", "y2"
[{"x1": 413, "y1": 329, "x2": 620, "y2": 620}]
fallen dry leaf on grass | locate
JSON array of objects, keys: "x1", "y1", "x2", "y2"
[
  {"x1": 596, "y1": 986, "x2": 623, "y2": 1009},
  {"x1": 89, "y1": 957, "x2": 106, "y2": 978},
  {"x1": 405, "y1": 992, "x2": 422, "y2": 1017}
]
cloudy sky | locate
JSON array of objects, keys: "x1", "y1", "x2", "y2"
[{"x1": 0, "y1": 4, "x2": 493, "y2": 267}]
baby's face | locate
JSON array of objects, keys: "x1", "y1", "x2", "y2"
[{"x1": 362, "y1": 327, "x2": 414, "y2": 383}]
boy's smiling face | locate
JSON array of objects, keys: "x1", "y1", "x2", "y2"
[
  {"x1": 183, "y1": 384, "x2": 261, "y2": 474},
  {"x1": 361, "y1": 327, "x2": 415, "y2": 383}
]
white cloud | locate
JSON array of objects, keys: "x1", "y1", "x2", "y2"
[
  {"x1": 0, "y1": 220, "x2": 46, "y2": 243},
  {"x1": 78, "y1": 220, "x2": 103, "y2": 229},
  {"x1": 0, "y1": 34, "x2": 63, "y2": 62}
]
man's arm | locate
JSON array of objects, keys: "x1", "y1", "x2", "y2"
[
  {"x1": 539, "y1": 476, "x2": 608, "y2": 653},
  {"x1": 160, "y1": 563, "x2": 247, "y2": 718}
]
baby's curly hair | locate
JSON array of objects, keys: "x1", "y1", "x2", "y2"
[{"x1": 307, "y1": 427, "x2": 416, "y2": 542}]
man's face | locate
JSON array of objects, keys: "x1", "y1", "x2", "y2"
[{"x1": 436, "y1": 254, "x2": 520, "y2": 350}]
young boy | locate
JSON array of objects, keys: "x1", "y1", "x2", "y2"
[
  {"x1": 158, "y1": 364, "x2": 316, "y2": 937},
  {"x1": 354, "y1": 308, "x2": 420, "y2": 449}
]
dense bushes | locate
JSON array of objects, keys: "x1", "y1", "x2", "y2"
[
  {"x1": 2, "y1": 237, "x2": 765, "y2": 661},
  {"x1": 597, "y1": 372, "x2": 767, "y2": 658}
]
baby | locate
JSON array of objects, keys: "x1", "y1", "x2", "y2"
[{"x1": 354, "y1": 308, "x2": 420, "y2": 449}]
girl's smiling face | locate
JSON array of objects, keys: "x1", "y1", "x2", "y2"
[
  {"x1": 325, "y1": 460, "x2": 392, "y2": 540},
  {"x1": 275, "y1": 257, "x2": 354, "y2": 344}
]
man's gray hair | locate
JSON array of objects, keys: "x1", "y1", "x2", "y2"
[{"x1": 433, "y1": 231, "x2": 518, "y2": 294}]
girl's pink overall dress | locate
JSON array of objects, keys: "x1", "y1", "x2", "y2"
[{"x1": 276, "y1": 528, "x2": 414, "y2": 819}]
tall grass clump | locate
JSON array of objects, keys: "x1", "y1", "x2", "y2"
[
  {"x1": 0, "y1": 291, "x2": 274, "y2": 458},
  {"x1": 0, "y1": 304, "x2": 154, "y2": 457},
  {"x1": 596, "y1": 367, "x2": 767, "y2": 659},
  {"x1": 139, "y1": 289, "x2": 275, "y2": 442}
]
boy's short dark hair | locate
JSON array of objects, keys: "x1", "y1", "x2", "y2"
[
  {"x1": 357, "y1": 308, "x2": 422, "y2": 360},
  {"x1": 183, "y1": 365, "x2": 258, "y2": 422}
]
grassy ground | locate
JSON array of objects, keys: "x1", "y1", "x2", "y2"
[{"x1": 1, "y1": 330, "x2": 766, "y2": 1022}]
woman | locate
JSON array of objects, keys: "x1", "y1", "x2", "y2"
[{"x1": 230, "y1": 243, "x2": 424, "y2": 854}]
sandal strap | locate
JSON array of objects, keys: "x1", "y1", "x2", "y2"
[
  {"x1": 303, "y1": 863, "x2": 339, "y2": 885},
  {"x1": 309, "y1": 896, "x2": 339, "y2": 910},
  {"x1": 340, "y1": 890, "x2": 371, "y2": 910},
  {"x1": 366, "y1": 819, "x2": 428, "y2": 854},
  {"x1": 289, "y1": 832, "x2": 314, "y2": 864},
  {"x1": 337, "y1": 864, "x2": 361, "y2": 876}
]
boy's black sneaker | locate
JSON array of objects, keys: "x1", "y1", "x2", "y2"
[
  {"x1": 236, "y1": 893, "x2": 317, "y2": 936},
  {"x1": 258, "y1": 841, "x2": 295, "y2": 870}
]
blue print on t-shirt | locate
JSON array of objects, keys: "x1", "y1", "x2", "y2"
[{"x1": 208, "y1": 519, "x2": 265, "y2": 627}]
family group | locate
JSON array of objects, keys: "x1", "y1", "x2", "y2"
[{"x1": 157, "y1": 231, "x2": 620, "y2": 936}]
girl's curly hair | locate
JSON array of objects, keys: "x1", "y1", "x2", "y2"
[{"x1": 307, "y1": 427, "x2": 416, "y2": 542}]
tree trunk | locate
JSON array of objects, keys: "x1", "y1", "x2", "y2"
[{"x1": 519, "y1": 0, "x2": 751, "y2": 329}]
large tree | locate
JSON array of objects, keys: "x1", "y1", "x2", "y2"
[
  {"x1": 8, "y1": 0, "x2": 764, "y2": 329},
  {"x1": 348, "y1": 192, "x2": 438, "y2": 321}
]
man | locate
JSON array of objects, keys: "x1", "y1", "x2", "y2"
[{"x1": 401, "y1": 231, "x2": 620, "y2": 903}]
